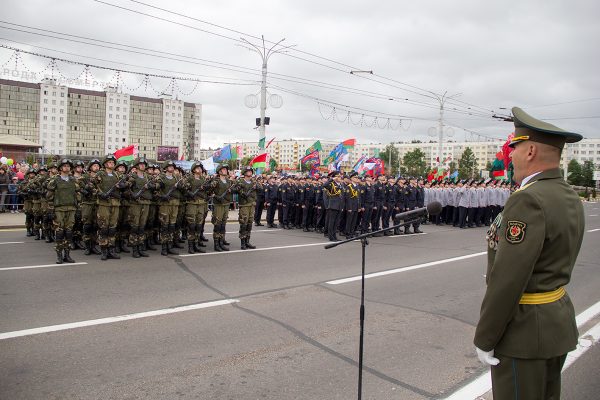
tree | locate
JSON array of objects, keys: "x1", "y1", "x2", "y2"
[
  {"x1": 458, "y1": 147, "x2": 478, "y2": 179},
  {"x1": 240, "y1": 156, "x2": 253, "y2": 167},
  {"x1": 567, "y1": 159, "x2": 583, "y2": 186},
  {"x1": 401, "y1": 148, "x2": 427, "y2": 177},
  {"x1": 379, "y1": 144, "x2": 400, "y2": 174},
  {"x1": 448, "y1": 161, "x2": 457, "y2": 174},
  {"x1": 581, "y1": 160, "x2": 595, "y2": 187},
  {"x1": 269, "y1": 158, "x2": 278, "y2": 172}
]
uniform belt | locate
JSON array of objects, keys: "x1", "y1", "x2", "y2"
[{"x1": 519, "y1": 287, "x2": 565, "y2": 305}]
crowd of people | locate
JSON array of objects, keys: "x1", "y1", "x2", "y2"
[{"x1": 13, "y1": 155, "x2": 514, "y2": 264}]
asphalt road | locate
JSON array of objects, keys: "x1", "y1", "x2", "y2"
[{"x1": 1, "y1": 203, "x2": 599, "y2": 399}]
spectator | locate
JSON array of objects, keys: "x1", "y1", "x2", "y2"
[
  {"x1": 16, "y1": 163, "x2": 26, "y2": 181},
  {"x1": 0, "y1": 166, "x2": 10, "y2": 213},
  {"x1": 8, "y1": 176, "x2": 19, "y2": 213}
]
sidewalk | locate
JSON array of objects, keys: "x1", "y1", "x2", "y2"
[{"x1": 0, "y1": 209, "x2": 264, "y2": 229}]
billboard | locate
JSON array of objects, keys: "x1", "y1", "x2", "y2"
[{"x1": 157, "y1": 146, "x2": 179, "y2": 161}]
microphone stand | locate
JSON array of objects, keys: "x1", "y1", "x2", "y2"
[{"x1": 324, "y1": 216, "x2": 423, "y2": 400}]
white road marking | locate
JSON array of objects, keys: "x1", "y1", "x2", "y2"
[
  {"x1": 0, "y1": 262, "x2": 89, "y2": 271},
  {"x1": 326, "y1": 252, "x2": 487, "y2": 285},
  {"x1": 0, "y1": 241, "x2": 24, "y2": 245},
  {"x1": 0, "y1": 299, "x2": 239, "y2": 340},
  {"x1": 587, "y1": 228, "x2": 600, "y2": 233},
  {"x1": 442, "y1": 300, "x2": 600, "y2": 400},
  {"x1": 204, "y1": 229, "x2": 281, "y2": 235},
  {"x1": 589, "y1": 214, "x2": 599, "y2": 217},
  {"x1": 180, "y1": 241, "x2": 330, "y2": 257}
]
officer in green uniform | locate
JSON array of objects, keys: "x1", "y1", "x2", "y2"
[
  {"x1": 183, "y1": 162, "x2": 209, "y2": 254},
  {"x1": 70, "y1": 160, "x2": 86, "y2": 250},
  {"x1": 115, "y1": 161, "x2": 132, "y2": 254},
  {"x1": 155, "y1": 160, "x2": 182, "y2": 256},
  {"x1": 46, "y1": 159, "x2": 80, "y2": 264},
  {"x1": 80, "y1": 159, "x2": 102, "y2": 256},
  {"x1": 209, "y1": 164, "x2": 233, "y2": 252},
  {"x1": 41, "y1": 162, "x2": 58, "y2": 243},
  {"x1": 234, "y1": 166, "x2": 258, "y2": 250},
  {"x1": 474, "y1": 107, "x2": 585, "y2": 399},
  {"x1": 127, "y1": 157, "x2": 160, "y2": 258},
  {"x1": 94, "y1": 155, "x2": 127, "y2": 260},
  {"x1": 19, "y1": 169, "x2": 37, "y2": 237}
]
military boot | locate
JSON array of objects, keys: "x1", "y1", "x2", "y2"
[
  {"x1": 219, "y1": 238, "x2": 230, "y2": 251},
  {"x1": 45, "y1": 230, "x2": 53, "y2": 243},
  {"x1": 167, "y1": 243, "x2": 179, "y2": 255},
  {"x1": 84, "y1": 240, "x2": 92, "y2": 255},
  {"x1": 240, "y1": 239, "x2": 247, "y2": 250},
  {"x1": 161, "y1": 243, "x2": 168, "y2": 256},
  {"x1": 145, "y1": 238, "x2": 156, "y2": 251},
  {"x1": 138, "y1": 244, "x2": 149, "y2": 257},
  {"x1": 107, "y1": 247, "x2": 120, "y2": 259},
  {"x1": 91, "y1": 242, "x2": 102, "y2": 255},
  {"x1": 214, "y1": 239, "x2": 223, "y2": 252},
  {"x1": 245, "y1": 238, "x2": 256, "y2": 250},
  {"x1": 188, "y1": 241, "x2": 195, "y2": 254},
  {"x1": 119, "y1": 239, "x2": 130, "y2": 253},
  {"x1": 193, "y1": 241, "x2": 206, "y2": 253},
  {"x1": 172, "y1": 239, "x2": 184, "y2": 249},
  {"x1": 26, "y1": 227, "x2": 34, "y2": 237},
  {"x1": 63, "y1": 249, "x2": 75, "y2": 263},
  {"x1": 100, "y1": 247, "x2": 109, "y2": 261},
  {"x1": 55, "y1": 249, "x2": 64, "y2": 264},
  {"x1": 132, "y1": 245, "x2": 141, "y2": 258},
  {"x1": 35, "y1": 228, "x2": 41, "y2": 240}
]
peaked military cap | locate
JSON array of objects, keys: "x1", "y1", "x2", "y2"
[
  {"x1": 509, "y1": 107, "x2": 583, "y2": 149},
  {"x1": 328, "y1": 171, "x2": 340, "y2": 177}
]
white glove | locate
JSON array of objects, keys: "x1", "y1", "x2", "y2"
[{"x1": 476, "y1": 347, "x2": 500, "y2": 366}]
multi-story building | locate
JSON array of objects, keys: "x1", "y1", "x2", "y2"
[
  {"x1": 0, "y1": 78, "x2": 202, "y2": 161},
  {"x1": 564, "y1": 139, "x2": 600, "y2": 165}
]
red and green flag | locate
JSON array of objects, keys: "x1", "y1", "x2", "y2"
[
  {"x1": 250, "y1": 153, "x2": 268, "y2": 169},
  {"x1": 305, "y1": 140, "x2": 322, "y2": 156},
  {"x1": 113, "y1": 144, "x2": 137, "y2": 162}
]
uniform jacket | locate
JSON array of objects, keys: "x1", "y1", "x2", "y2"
[{"x1": 474, "y1": 168, "x2": 585, "y2": 359}]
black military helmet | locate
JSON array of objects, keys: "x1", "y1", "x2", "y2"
[
  {"x1": 48, "y1": 161, "x2": 58, "y2": 170},
  {"x1": 217, "y1": 163, "x2": 230, "y2": 172},
  {"x1": 58, "y1": 158, "x2": 73, "y2": 169},
  {"x1": 103, "y1": 155, "x2": 117, "y2": 165},
  {"x1": 28, "y1": 168, "x2": 38, "y2": 175},
  {"x1": 38, "y1": 165, "x2": 48, "y2": 172},
  {"x1": 242, "y1": 166, "x2": 254, "y2": 175},
  {"x1": 162, "y1": 160, "x2": 176, "y2": 170},
  {"x1": 116, "y1": 160, "x2": 128, "y2": 170},
  {"x1": 74, "y1": 160, "x2": 85, "y2": 168},
  {"x1": 134, "y1": 157, "x2": 148, "y2": 167},
  {"x1": 190, "y1": 162, "x2": 204, "y2": 173},
  {"x1": 87, "y1": 159, "x2": 101, "y2": 171}
]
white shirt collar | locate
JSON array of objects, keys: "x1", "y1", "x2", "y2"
[{"x1": 521, "y1": 171, "x2": 542, "y2": 187}]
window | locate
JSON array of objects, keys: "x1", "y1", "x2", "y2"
[
  {"x1": 60, "y1": 92, "x2": 64, "y2": 97},
  {"x1": 122, "y1": 138, "x2": 126, "y2": 142},
  {"x1": 44, "y1": 90, "x2": 48, "y2": 95},
  {"x1": 43, "y1": 99, "x2": 48, "y2": 104}
]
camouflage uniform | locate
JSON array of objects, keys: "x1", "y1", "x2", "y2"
[
  {"x1": 19, "y1": 171, "x2": 37, "y2": 236},
  {"x1": 210, "y1": 165, "x2": 233, "y2": 252},
  {"x1": 233, "y1": 168, "x2": 258, "y2": 250},
  {"x1": 183, "y1": 163, "x2": 209, "y2": 254},
  {"x1": 155, "y1": 161, "x2": 182, "y2": 255},
  {"x1": 46, "y1": 159, "x2": 80, "y2": 264},
  {"x1": 31, "y1": 167, "x2": 47, "y2": 240},
  {"x1": 127, "y1": 159, "x2": 160, "y2": 258},
  {"x1": 79, "y1": 160, "x2": 101, "y2": 255},
  {"x1": 94, "y1": 156, "x2": 126, "y2": 260}
]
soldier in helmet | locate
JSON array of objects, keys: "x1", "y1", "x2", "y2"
[
  {"x1": 46, "y1": 159, "x2": 80, "y2": 264},
  {"x1": 80, "y1": 159, "x2": 102, "y2": 255},
  {"x1": 70, "y1": 160, "x2": 86, "y2": 250},
  {"x1": 41, "y1": 162, "x2": 58, "y2": 243},
  {"x1": 182, "y1": 162, "x2": 209, "y2": 254},
  {"x1": 172, "y1": 165, "x2": 187, "y2": 250},
  {"x1": 209, "y1": 164, "x2": 233, "y2": 251},
  {"x1": 114, "y1": 160, "x2": 132, "y2": 254},
  {"x1": 19, "y1": 169, "x2": 38, "y2": 237},
  {"x1": 94, "y1": 155, "x2": 127, "y2": 260},
  {"x1": 155, "y1": 160, "x2": 183, "y2": 256},
  {"x1": 233, "y1": 166, "x2": 258, "y2": 250},
  {"x1": 127, "y1": 157, "x2": 160, "y2": 258},
  {"x1": 32, "y1": 165, "x2": 47, "y2": 240}
]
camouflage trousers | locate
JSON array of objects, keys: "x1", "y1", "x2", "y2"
[
  {"x1": 23, "y1": 200, "x2": 33, "y2": 230},
  {"x1": 238, "y1": 205, "x2": 254, "y2": 239},
  {"x1": 40, "y1": 200, "x2": 52, "y2": 234},
  {"x1": 32, "y1": 200, "x2": 42, "y2": 231},
  {"x1": 127, "y1": 202, "x2": 150, "y2": 246},
  {"x1": 53, "y1": 209, "x2": 76, "y2": 251},
  {"x1": 81, "y1": 202, "x2": 97, "y2": 242},
  {"x1": 97, "y1": 202, "x2": 120, "y2": 247},
  {"x1": 118, "y1": 203, "x2": 130, "y2": 243},
  {"x1": 211, "y1": 204, "x2": 229, "y2": 240},
  {"x1": 185, "y1": 202, "x2": 208, "y2": 242},
  {"x1": 158, "y1": 200, "x2": 179, "y2": 244}
]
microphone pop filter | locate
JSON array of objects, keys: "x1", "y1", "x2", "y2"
[{"x1": 427, "y1": 201, "x2": 443, "y2": 216}]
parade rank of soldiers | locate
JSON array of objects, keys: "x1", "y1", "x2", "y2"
[{"x1": 17, "y1": 156, "x2": 513, "y2": 263}]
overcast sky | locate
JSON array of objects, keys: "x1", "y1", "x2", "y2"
[{"x1": 1, "y1": 0, "x2": 599, "y2": 149}]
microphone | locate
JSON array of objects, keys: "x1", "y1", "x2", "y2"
[{"x1": 394, "y1": 201, "x2": 442, "y2": 221}]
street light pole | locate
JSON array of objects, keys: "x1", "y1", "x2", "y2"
[
  {"x1": 239, "y1": 36, "x2": 295, "y2": 150},
  {"x1": 433, "y1": 91, "x2": 461, "y2": 165}
]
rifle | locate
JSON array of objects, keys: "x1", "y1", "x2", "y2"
[
  {"x1": 160, "y1": 176, "x2": 184, "y2": 201},
  {"x1": 213, "y1": 178, "x2": 234, "y2": 202},
  {"x1": 188, "y1": 178, "x2": 212, "y2": 200},
  {"x1": 98, "y1": 173, "x2": 130, "y2": 200},
  {"x1": 132, "y1": 174, "x2": 154, "y2": 199}
]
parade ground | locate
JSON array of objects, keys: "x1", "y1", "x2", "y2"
[{"x1": 1, "y1": 204, "x2": 599, "y2": 400}]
